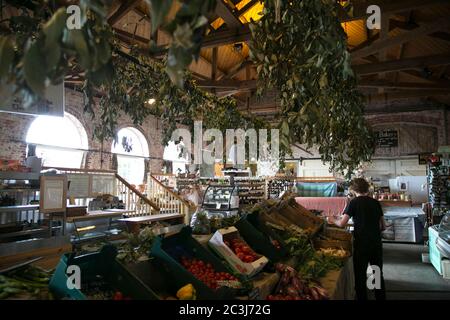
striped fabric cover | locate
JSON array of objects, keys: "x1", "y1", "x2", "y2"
[{"x1": 296, "y1": 182, "x2": 338, "y2": 197}]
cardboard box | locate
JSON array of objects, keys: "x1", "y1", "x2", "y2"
[{"x1": 208, "y1": 226, "x2": 269, "y2": 277}]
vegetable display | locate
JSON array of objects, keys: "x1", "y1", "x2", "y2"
[
  {"x1": 267, "y1": 263, "x2": 329, "y2": 300},
  {"x1": 225, "y1": 238, "x2": 259, "y2": 263},
  {"x1": 82, "y1": 277, "x2": 130, "y2": 300},
  {"x1": 180, "y1": 257, "x2": 239, "y2": 290},
  {"x1": 176, "y1": 283, "x2": 197, "y2": 300},
  {"x1": 116, "y1": 227, "x2": 156, "y2": 263},
  {"x1": 0, "y1": 265, "x2": 53, "y2": 300}
]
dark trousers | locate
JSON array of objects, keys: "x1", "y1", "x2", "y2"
[{"x1": 353, "y1": 243, "x2": 386, "y2": 300}]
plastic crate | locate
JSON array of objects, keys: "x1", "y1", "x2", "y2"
[
  {"x1": 150, "y1": 226, "x2": 237, "y2": 300},
  {"x1": 49, "y1": 245, "x2": 160, "y2": 300},
  {"x1": 235, "y1": 216, "x2": 287, "y2": 262}
]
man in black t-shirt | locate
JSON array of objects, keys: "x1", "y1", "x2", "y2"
[{"x1": 328, "y1": 178, "x2": 387, "y2": 300}]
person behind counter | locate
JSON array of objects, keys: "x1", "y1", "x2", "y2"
[{"x1": 327, "y1": 178, "x2": 387, "y2": 301}]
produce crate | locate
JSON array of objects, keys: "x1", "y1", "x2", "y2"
[
  {"x1": 313, "y1": 239, "x2": 352, "y2": 255},
  {"x1": 235, "y1": 215, "x2": 287, "y2": 262},
  {"x1": 124, "y1": 260, "x2": 182, "y2": 299},
  {"x1": 320, "y1": 227, "x2": 352, "y2": 241},
  {"x1": 49, "y1": 245, "x2": 159, "y2": 300},
  {"x1": 150, "y1": 226, "x2": 236, "y2": 300},
  {"x1": 245, "y1": 211, "x2": 289, "y2": 250},
  {"x1": 208, "y1": 226, "x2": 269, "y2": 277},
  {"x1": 273, "y1": 197, "x2": 324, "y2": 237}
]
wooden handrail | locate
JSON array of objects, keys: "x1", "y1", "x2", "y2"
[
  {"x1": 43, "y1": 166, "x2": 116, "y2": 174},
  {"x1": 149, "y1": 174, "x2": 193, "y2": 208},
  {"x1": 116, "y1": 174, "x2": 160, "y2": 211}
]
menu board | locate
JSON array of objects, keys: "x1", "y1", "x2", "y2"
[
  {"x1": 67, "y1": 174, "x2": 91, "y2": 198},
  {"x1": 40, "y1": 175, "x2": 67, "y2": 213},
  {"x1": 0, "y1": 82, "x2": 64, "y2": 116},
  {"x1": 375, "y1": 130, "x2": 398, "y2": 148},
  {"x1": 91, "y1": 175, "x2": 116, "y2": 196}
]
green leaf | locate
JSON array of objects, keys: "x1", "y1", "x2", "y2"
[
  {"x1": 24, "y1": 40, "x2": 47, "y2": 97},
  {"x1": 43, "y1": 8, "x2": 67, "y2": 49},
  {"x1": 63, "y1": 30, "x2": 91, "y2": 69},
  {"x1": 0, "y1": 36, "x2": 15, "y2": 80},
  {"x1": 42, "y1": 8, "x2": 67, "y2": 70},
  {"x1": 147, "y1": 0, "x2": 173, "y2": 35}
]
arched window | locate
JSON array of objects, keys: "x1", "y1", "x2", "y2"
[
  {"x1": 112, "y1": 127, "x2": 149, "y2": 185},
  {"x1": 163, "y1": 139, "x2": 189, "y2": 175},
  {"x1": 26, "y1": 113, "x2": 88, "y2": 168}
]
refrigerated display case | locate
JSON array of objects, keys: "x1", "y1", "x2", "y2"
[{"x1": 201, "y1": 185, "x2": 239, "y2": 218}]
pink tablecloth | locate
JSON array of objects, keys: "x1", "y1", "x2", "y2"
[{"x1": 295, "y1": 197, "x2": 349, "y2": 217}]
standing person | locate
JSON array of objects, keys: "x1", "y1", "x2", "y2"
[{"x1": 327, "y1": 178, "x2": 387, "y2": 300}]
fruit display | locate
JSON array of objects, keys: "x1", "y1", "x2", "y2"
[
  {"x1": 180, "y1": 257, "x2": 239, "y2": 290},
  {"x1": 0, "y1": 265, "x2": 53, "y2": 299},
  {"x1": 225, "y1": 238, "x2": 259, "y2": 263},
  {"x1": 267, "y1": 263, "x2": 329, "y2": 300}
]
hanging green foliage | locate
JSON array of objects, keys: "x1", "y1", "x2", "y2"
[
  {"x1": 249, "y1": 0, "x2": 375, "y2": 174},
  {"x1": 95, "y1": 49, "x2": 271, "y2": 146},
  {"x1": 0, "y1": 0, "x2": 113, "y2": 108},
  {"x1": 146, "y1": 0, "x2": 217, "y2": 87}
]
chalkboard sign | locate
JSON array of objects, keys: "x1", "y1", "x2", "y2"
[{"x1": 375, "y1": 130, "x2": 398, "y2": 148}]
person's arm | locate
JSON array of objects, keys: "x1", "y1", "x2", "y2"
[
  {"x1": 378, "y1": 202, "x2": 386, "y2": 231},
  {"x1": 328, "y1": 214, "x2": 350, "y2": 228},
  {"x1": 380, "y1": 216, "x2": 387, "y2": 231}
]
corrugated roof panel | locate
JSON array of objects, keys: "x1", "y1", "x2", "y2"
[
  {"x1": 239, "y1": 2, "x2": 264, "y2": 23},
  {"x1": 342, "y1": 20, "x2": 367, "y2": 47}
]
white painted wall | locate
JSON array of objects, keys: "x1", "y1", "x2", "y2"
[{"x1": 298, "y1": 159, "x2": 333, "y2": 177}]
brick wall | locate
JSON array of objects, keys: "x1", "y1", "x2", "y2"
[{"x1": 0, "y1": 88, "x2": 165, "y2": 173}]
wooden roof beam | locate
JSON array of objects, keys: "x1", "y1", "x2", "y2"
[
  {"x1": 108, "y1": 0, "x2": 142, "y2": 26},
  {"x1": 353, "y1": 54, "x2": 450, "y2": 75},
  {"x1": 351, "y1": 17, "x2": 450, "y2": 59},
  {"x1": 358, "y1": 80, "x2": 450, "y2": 90},
  {"x1": 215, "y1": 0, "x2": 242, "y2": 28},
  {"x1": 339, "y1": 0, "x2": 449, "y2": 22},
  {"x1": 367, "y1": 90, "x2": 450, "y2": 104}
]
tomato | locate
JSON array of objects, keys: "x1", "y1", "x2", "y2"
[{"x1": 113, "y1": 291, "x2": 124, "y2": 300}]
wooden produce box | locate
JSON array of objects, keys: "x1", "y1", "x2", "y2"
[
  {"x1": 267, "y1": 197, "x2": 324, "y2": 237},
  {"x1": 320, "y1": 227, "x2": 352, "y2": 242},
  {"x1": 313, "y1": 239, "x2": 352, "y2": 255}
]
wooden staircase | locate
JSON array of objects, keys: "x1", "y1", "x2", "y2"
[{"x1": 147, "y1": 174, "x2": 193, "y2": 224}]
